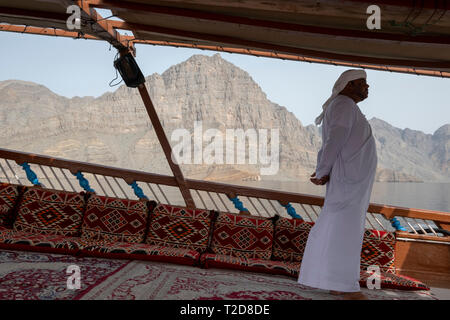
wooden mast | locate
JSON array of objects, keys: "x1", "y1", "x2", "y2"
[{"x1": 136, "y1": 81, "x2": 196, "y2": 208}]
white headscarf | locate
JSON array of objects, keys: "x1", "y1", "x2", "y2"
[{"x1": 315, "y1": 69, "x2": 367, "y2": 126}]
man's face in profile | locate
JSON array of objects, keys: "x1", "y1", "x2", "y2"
[{"x1": 350, "y1": 78, "x2": 369, "y2": 102}]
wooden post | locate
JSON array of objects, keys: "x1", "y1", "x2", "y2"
[{"x1": 137, "y1": 83, "x2": 196, "y2": 208}]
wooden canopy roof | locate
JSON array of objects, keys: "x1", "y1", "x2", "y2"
[{"x1": 1, "y1": 0, "x2": 450, "y2": 77}]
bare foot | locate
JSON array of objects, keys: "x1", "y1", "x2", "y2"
[{"x1": 329, "y1": 291, "x2": 369, "y2": 300}]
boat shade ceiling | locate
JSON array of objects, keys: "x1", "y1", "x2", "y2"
[{"x1": 0, "y1": 0, "x2": 449, "y2": 77}]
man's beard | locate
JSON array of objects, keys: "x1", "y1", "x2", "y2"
[{"x1": 358, "y1": 90, "x2": 368, "y2": 101}]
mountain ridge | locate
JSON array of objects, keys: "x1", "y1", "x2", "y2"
[{"x1": 0, "y1": 54, "x2": 448, "y2": 182}]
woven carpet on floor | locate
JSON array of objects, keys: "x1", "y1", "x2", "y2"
[
  {"x1": 0, "y1": 250, "x2": 128, "y2": 300},
  {"x1": 78, "y1": 260, "x2": 438, "y2": 300},
  {"x1": 0, "y1": 250, "x2": 438, "y2": 300}
]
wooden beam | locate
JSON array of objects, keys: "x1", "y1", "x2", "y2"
[
  {"x1": 108, "y1": 20, "x2": 450, "y2": 70},
  {"x1": 0, "y1": 23, "x2": 100, "y2": 40},
  {"x1": 136, "y1": 84, "x2": 196, "y2": 208},
  {"x1": 368, "y1": 203, "x2": 450, "y2": 222},
  {"x1": 348, "y1": 0, "x2": 450, "y2": 10},
  {"x1": 0, "y1": 147, "x2": 178, "y2": 187},
  {"x1": 0, "y1": 6, "x2": 68, "y2": 22},
  {"x1": 86, "y1": 0, "x2": 450, "y2": 45},
  {"x1": 1, "y1": 23, "x2": 447, "y2": 77},
  {"x1": 396, "y1": 231, "x2": 450, "y2": 242},
  {"x1": 131, "y1": 39, "x2": 450, "y2": 78},
  {"x1": 0, "y1": 4, "x2": 135, "y2": 52},
  {"x1": 76, "y1": 0, "x2": 127, "y2": 51}
]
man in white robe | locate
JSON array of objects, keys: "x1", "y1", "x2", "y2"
[{"x1": 298, "y1": 69, "x2": 377, "y2": 300}]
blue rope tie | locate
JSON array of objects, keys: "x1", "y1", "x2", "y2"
[
  {"x1": 390, "y1": 217, "x2": 407, "y2": 231},
  {"x1": 74, "y1": 171, "x2": 95, "y2": 193},
  {"x1": 129, "y1": 181, "x2": 148, "y2": 200},
  {"x1": 280, "y1": 202, "x2": 302, "y2": 219},
  {"x1": 20, "y1": 162, "x2": 41, "y2": 186},
  {"x1": 229, "y1": 196, "x2": 248, "y2": 212}
]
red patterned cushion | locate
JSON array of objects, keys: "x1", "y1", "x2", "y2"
[
  {"x1": 0, "y1": 227, "x2": 80, "y2": 251},
  {"x1": 200, "y1": 253, "x2": 301, "y2": 277},
  {"x1": 81, "y1": 195, "x2": 150, "y2": 243},
  {"x1": 210, "y1": 212, "x2": 274, "y2": 259},
  {"x1": 13, "y1": 187, "x2": 85, "y2": 236},
  {"x1": 272, "y1": 217, "x2": 314, "y2": 262},
  {"x1": 359, "y1": 270, "x2": 429, "y2": 291},
  {"x1": 273, "y1": 218, "x2": 396, "y2": 274},
  {"x1": 77, "y1": 239, "x2": 200, "y2": 266},
  {"x1": 361, "y1": 229, "x2": 396, "y2": 274},
  {"x1": 0, "y1": 183, "x2": 22, "y2": 228},
  {"x1": 200, "y1": 252, "x2": 428, "y2": 291},
  {"x1": 145, "y1": 203, "x2": 214, "y2": 253}
]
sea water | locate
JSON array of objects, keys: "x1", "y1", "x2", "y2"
[{"x1": 233, "y1": 181, "x2": 450, "y2": 213}]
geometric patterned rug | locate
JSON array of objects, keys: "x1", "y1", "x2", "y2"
[{"x1": 0, "y1": 249, "x2": 439, "y2": 300}]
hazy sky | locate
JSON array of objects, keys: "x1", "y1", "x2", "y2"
[{"x1": 1, "y1": 31, "x2": 449, "y2": 134}]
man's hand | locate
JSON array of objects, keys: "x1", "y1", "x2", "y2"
[{"x1": 310, "y1": 172, "x2": 330, "y2": 185}]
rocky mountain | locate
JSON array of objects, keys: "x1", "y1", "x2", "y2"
[
  {"x1": 370, "y1": 118, "x2": 449, "y2": 182},
  {"x1": 0, "y1": 54, "x2": 448, "y2": 183}
]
